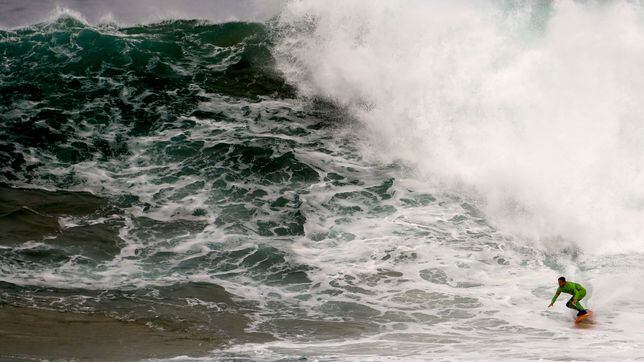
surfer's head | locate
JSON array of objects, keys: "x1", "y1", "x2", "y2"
[{"x1": 558, "y1": 276, "x2": 566, "y2": 287}]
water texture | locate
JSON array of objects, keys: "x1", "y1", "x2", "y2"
[{"x1": 1, "y1": 1, "x2": 644, "y2": 360}]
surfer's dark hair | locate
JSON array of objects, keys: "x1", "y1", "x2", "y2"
[{"x1": 558, "y1": 276, "x2": 566, "y2": 282}]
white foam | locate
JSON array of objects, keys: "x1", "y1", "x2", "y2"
[{"x1": 275, "y1": 0, "x2": 644, "y2": 255}]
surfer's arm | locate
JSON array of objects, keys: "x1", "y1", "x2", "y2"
[{"x1": 549, "y1": 289, "x2": 561, "y2": 306}]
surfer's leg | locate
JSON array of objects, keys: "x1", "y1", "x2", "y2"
[
  {"x1": 576, "y1": 289, "x2": 587, "y2": 312},
  {"x1": 567, "y1": 290, "x2": 587, "y2": 316},
  {"x1": 566, "y1": 297, "x2": 584, "y2": 312}
]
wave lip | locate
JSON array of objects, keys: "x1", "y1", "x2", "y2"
[{"x1": 0, "y1": 1, "x2": 287, "y2": 29}]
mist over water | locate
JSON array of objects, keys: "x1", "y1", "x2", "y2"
[
  {"x1": 276, "y1": 0, "x2": 644, "y2": 255},
  {"x1": 1, "y1": 0, "x2": 644, "y2": 361}
]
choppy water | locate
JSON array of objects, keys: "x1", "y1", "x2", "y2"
[{"x1": 2, "y1": 1, "x2": 644, "y2": 361}]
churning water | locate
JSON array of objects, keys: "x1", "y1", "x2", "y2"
[{"x1": 2, "y1": 1, "x2": 644, "y2": 360}]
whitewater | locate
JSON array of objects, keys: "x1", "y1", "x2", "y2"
[{"x1": 1, "y1": 1, "x2": 644, "y2": 360}]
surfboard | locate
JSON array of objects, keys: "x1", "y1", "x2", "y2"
[{"x1": 575, "y1": 310, "x2": 593, "y2": 323}]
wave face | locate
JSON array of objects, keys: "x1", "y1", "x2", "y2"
[
  {"x1": 1, "y1": 3, "x2": 644, "y2": 361},
  {"x1": 276, "y1": 0, "x2": 644, "y2": 254}
]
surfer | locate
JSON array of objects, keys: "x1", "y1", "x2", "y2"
[{"x1": 548, "y1": 276, "x2": 588, "y2": 317}]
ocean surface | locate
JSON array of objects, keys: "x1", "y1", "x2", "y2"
[{"x1": 2, "y1": 1, "x2": 644, "y2": 360}]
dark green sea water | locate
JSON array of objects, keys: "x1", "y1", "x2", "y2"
[
  {"x1": 0, "y1": 15, "x2": 305, "y2": 335},
  {"x1": 0, "y1": 17, "x2": 406, "y2": 352}
]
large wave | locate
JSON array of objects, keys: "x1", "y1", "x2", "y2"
[
  {"x1": 275, "y1": 0, "x2": 644, "y2": 254},
  {"x1": 3, "y1": 3, "x2": 644, "y2": 360}
]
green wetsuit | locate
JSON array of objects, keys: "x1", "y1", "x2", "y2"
[{"x1": 551, "y1": 282, "x2": 586, "y2": 312}]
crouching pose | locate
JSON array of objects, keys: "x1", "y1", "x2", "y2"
[{"x1": 548, "y1": 276, "x2": 588, "y2": 317}]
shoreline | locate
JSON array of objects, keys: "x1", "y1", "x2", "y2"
[{"x1": 0, "y1": 306, "x2": 270, "y2": 361}]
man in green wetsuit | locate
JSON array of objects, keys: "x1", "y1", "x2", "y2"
[{"x1": 548, "y1": 276, "x2": 588, "y2": 316}]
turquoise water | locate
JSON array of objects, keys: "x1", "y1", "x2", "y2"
[{"x1": 3, "y1": 2, "x2": 644, "y2": 360}]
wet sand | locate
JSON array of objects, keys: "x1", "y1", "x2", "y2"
[{"x1": 0, "y1": 306, "x2": 271, "y2": 361}]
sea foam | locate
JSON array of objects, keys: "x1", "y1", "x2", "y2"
[{"x1": 276, "y1": 0, "x2": 644, "y2": 254}]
